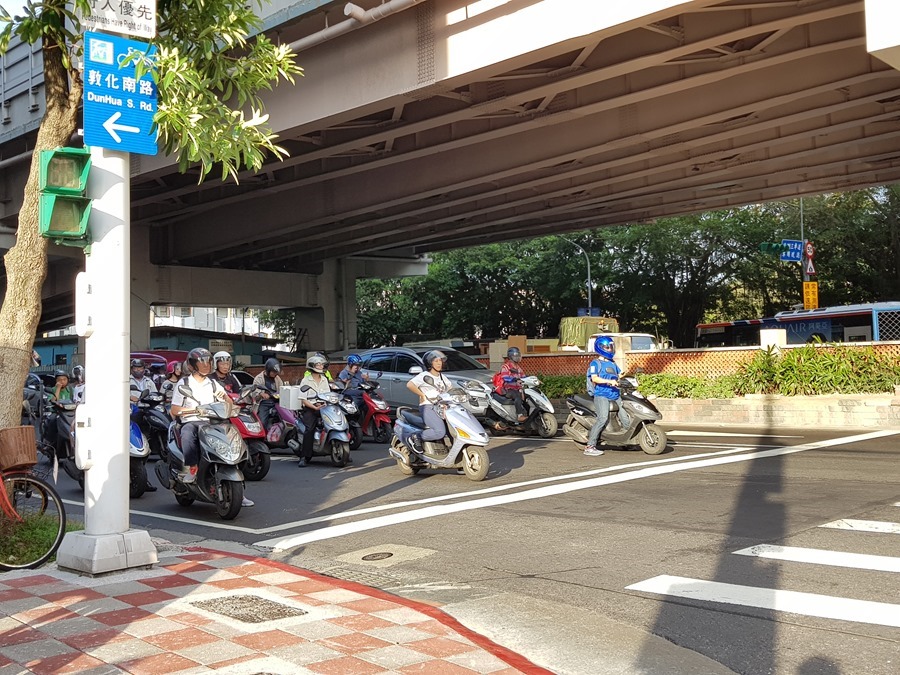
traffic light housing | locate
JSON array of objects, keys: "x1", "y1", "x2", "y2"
[
  {"x1": 758, "y1": 242, "x2": 789, "y2": 256},
  {"x1": 39, "y1": 147, "x2": 91, "y2": 245}
]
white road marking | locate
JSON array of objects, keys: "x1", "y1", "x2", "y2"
[
  {"x1": 63, "y1": 445, "x2": 756, "y2": 535},
  {"x1": 255, "y1": 430, "x2": 899, "y2": 550},
  {"x1": 667, "y1": 431, "x2": 803, "y2": 438},
  {"x1": 625, "y1": 575, "x2": 900, "y2": 628},
  {"x1": 820, "y1": 519, "x2": 900, "y2": 534},
  {"x1": 733, "y1": 544, "x2": 900, "y2": 573}
]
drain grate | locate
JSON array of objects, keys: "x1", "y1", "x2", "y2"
[{"x1": 190, "y1": 595, "x2": 307, "y2": 624}]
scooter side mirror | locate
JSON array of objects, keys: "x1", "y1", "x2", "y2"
[
  {"x1": 422, "y1": 375, "x2": 435, "y2": 385},
  {"x1": 177, "y1": 385, "x2": 193, "y2": 398},
  {"x1": 139, "y1": 388, "x2": 150, "y2": 400},
  {"x1": 300, "y1": 385, "x2": 312, "y2": 393}
]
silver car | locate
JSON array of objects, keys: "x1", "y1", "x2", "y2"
[{"x1": 357, "y1": 346, "x2": 494, "y2": 414}]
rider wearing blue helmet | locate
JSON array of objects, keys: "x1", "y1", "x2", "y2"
[
  {"x1": 337, "y1": 354, "x2": 369, "y2": 404},
  {"x1": 583, "y1": 336, "x2": 629, "y2": 456}
]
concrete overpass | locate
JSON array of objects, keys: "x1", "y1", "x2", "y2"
[{"x1": 2, "y1": 0, "x2": 900, "y2": 348}]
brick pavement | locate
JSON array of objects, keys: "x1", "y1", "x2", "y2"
[{"x1": 0, "y1": 547, "x2": 551, "y2": 674}]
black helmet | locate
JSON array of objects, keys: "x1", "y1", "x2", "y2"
[
  {"x1": 25, "y1": 373, "x2": 42, "y2": 390},
  {"x1": 265, "y1": 357, "x2": 281, "y2": 374},
  {"x1": 54, "y1": 369, "x2": 68, "y2": 379},
  {"x1": 507, "y1": 347, "x2": 522, "y2": 362},
  {"x1": 423, "y1": 350, "x2": 447, "y2": 370},
  {"x1": 130, "y1": 358, "x2": 145, "y2": 369},
  {"x1": 188, "y1": 347, "x2": 213, "y2": 370}
]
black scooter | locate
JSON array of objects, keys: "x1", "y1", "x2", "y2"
[
  {"x1": 132, "y1": 389, "x2": 172, "y2": 460},
  {"x1": 41, "y1": 398, "x2": 84, "y2": 487},
  {"x1": 562, "y1": 375, "x2": 668, "y2": 454}
]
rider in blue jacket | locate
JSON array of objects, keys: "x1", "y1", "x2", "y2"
[{"x1": 584, "y1": 336, "x2": 629, "y2": 457}]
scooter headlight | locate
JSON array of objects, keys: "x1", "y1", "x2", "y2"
[
  {"x1": 244, "y1": 421, "x2": 262, "y2": 434},
  {"x1": 630, "y1": 402, "x2": 654, "y2": 416},
  {"x1": 342, "y1": 401, "x2": 358, "y2": 414},
  {"x1": 322, "y1": 409, "x2": 345, "y2": 426},
  {"x1": 373, "y1": 399, "x2": 388, "y2": 410}
]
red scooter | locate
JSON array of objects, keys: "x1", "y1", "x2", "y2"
[
  {"x1": 356, "y1": 380, "x2": 393, "y2": 444},
  {"x1": 229, "y1": 390, "x2": 271, "y2": 481}
]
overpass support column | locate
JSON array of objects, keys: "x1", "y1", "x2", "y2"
[
  {"x1": 866, "y1": 1, "x2": 900, "y2": 70},
  {"x1": 129, "y1": 225, "x2": 154, "y2": 350},
  {"x1": 294, "y1": 259, "x2": 357, "y2": 353}
]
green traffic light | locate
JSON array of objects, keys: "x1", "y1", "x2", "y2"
[{"x1": 39, "y1": 147, "x2": 92, "y2": 243}]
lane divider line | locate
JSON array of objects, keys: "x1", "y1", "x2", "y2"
[
  {"x1": 819, "y1": 519, "x2": 900, "y2": 534},
  {"x1": 732, "y1": 544, "x2": 900, "y2": 573},
  {"x1": 255, "y1": 430, "x2": 898, "y2": 549},
  {"x1": 625, "y1": 575, "x2": 900, "y2": 628}
]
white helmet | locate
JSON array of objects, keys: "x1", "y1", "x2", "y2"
[
  {"x1": 307, "y1": 354, "x2": 328, "y2": 374},
  {"x1": 213, "y1": 351, "x2": 232, "y2": 364}
]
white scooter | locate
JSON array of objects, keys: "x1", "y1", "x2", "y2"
[
  {"x1": 484, "y1": 375, "x2": 558, "y2": 438},
  {"x1": 389, "y1": 376, "x2": 491, "y2": 481}
]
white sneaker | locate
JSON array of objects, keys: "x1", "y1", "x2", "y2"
[
  {"x1": 241, "y1": 497, "x2": 254, "y2": 507},
  {"x1": 583, "y1": 446, "x2": 604, "y2": 456}
]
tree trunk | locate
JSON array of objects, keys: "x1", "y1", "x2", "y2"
[{"x1": 0, "y1": 36, "x2": 81, "y2": 430}]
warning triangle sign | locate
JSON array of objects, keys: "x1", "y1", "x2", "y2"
[{"x1": 805, "y1": 257, "x2": 816, "y2": 276}]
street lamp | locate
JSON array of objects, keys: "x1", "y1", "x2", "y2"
[{"x1": 560, "y1": 236, "x2": 592, "y2": 312}]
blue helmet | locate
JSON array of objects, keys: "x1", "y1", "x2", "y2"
[
  {"x1": 347, "y1": 354, "x2": 362, "y2": 366},
  {"x1": 594, "y1": 336, "x2": 615, "y2": 360}
]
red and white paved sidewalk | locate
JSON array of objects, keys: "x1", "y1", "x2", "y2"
[{"x1": 0, "y1": 547, "x2": 551, "y2": 675}]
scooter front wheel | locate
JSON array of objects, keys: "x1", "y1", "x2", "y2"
[
  {"x1": 331, "y1": 440, "x2": 350, "y2": 467},
  {"x1": 349, "y1": 425, "x2": 363, "y2": 451},
  {"x1": 638, "y1": 425, "x2": 667, "y2": 455},
  {"x1": 216, "y1": 480, "x2": 243, "y2": 520},
  {"x1": 129, "y1": 458, "x2": 147, "y2": 498},
  {"x1": 461, "y1": 446, "x2": 489, "y2": 481},
  {"x1": 242, "y1": 441, "x2": 271, "y2": 481},
  {"x1": 536, "y1": 412, "x2": 558, "y2": 438},
  {"x1": 373, "y1": 420, "x2": 391, "y2": 444}
]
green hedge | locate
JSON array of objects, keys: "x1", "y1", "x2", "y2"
[{"x1": 536, "y1": 345, "x2": 900, "y2": 399}]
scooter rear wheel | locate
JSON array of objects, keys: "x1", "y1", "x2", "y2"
[
  {"x1": 395, "y1": 445, "x2": 420, "y2": 476},
  {"x1": 216, "y1": 480, "x2": 243, "y2": 520},
  {"x1": 174, "y1": 492, "x2": 194, "y2": 507},
  {"x1": 638, "y1": 425, "x2": 667, "y2": 455}
]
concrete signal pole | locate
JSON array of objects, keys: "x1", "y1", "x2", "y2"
[{"x1": 55, "y1": 147, "x2": 157, "y2": 574}]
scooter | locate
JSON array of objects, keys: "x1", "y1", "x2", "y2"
[
  {"x1": 562, "y1": 375, "x2": 668, "y2": 454},
  {"x1": 128, "y1": 403, "x2": 152, "y2": 498},
  {"x1": 335, "y1": 384, "x2": 363, "y2": 451},
  {"x1": 132, "y1": 389, "x2": 172, "y2": 461},
  {"x1": 485, "y1": 375, "x2": 558, "y2": 438},
  {"x1": 356, "y1": 380, "x2": 393, "y2": 444},
  {"x1": 229, "y1": 388, "x2": 271, "y2": 481},
  {"x1": 296, "y1": 385, "x2": 352, "y2": 467},
  {"x1": 154, "y1": 385, "x2": 248, "y2": 520},
  {"x1": 389, "y1": 376, "x2": 491, "y2": 481},
  {"x1": 41, "y1": 398, "x2": 83, "y2": 488},
  {"x1": 257, "y1": 386, "x2": 303, "y2": 456}
]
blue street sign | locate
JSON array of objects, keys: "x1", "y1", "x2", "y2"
[
  {"x1": 780, "y1": 238, "x2": 803, "y2": 262},
  {"x1": 83, "y1": 32, "x2": 158, "y2": 156}
]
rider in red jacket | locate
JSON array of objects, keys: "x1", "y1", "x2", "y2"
[{"x1": 493, "y1": 347, "x2": 527, "y2": 422}]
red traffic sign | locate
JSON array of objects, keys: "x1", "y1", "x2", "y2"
[{"x1": 805, "y1": 241, "x2": 815, "y2": 259}]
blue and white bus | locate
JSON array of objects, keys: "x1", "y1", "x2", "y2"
[{"x1": 695, "y1": 302, "x2": 900, "y2": 347}]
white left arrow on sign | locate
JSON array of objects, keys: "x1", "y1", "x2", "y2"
[{"x1": 102, "y1": 111, "x2": 140, "y2": 143}]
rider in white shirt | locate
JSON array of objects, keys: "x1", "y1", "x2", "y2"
[
  {"x1": 129, "y1": 358, "x2": 158, "y2": 402},
  {"x1": 405, "y1": 350, "x2": 451, "y2": 455}
]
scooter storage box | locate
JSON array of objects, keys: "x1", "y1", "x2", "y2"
[{"x1": 280, "y1": 386, "x2": 297, "y2": 410}]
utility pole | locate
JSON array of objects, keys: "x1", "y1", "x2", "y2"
[{"x1": 561, "y1": 236, "x2": 592, "y2": 312}]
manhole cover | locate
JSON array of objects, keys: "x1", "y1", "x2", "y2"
[
  {"x1": 190, "y1": 595, "x2": 307, "y2": 624},
  {"x1": 361, "y1": 552, "x2": 394, "y2": 561}
]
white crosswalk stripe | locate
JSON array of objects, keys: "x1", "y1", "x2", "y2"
[{"x1": 627, "y1": 506, "x2": 900, "y2": 628}]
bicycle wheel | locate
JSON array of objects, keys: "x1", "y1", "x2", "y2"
[{"x1": 0, "y1": 472, "x2": 66, "y2": 570}]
